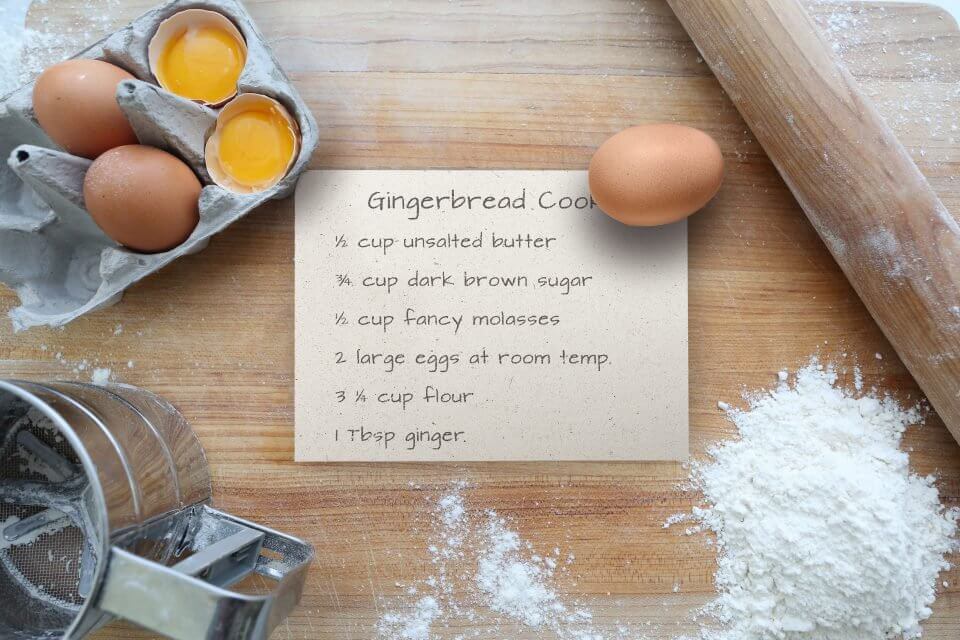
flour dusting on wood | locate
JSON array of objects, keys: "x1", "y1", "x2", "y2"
[
  {"x1": 378, "y1": 484, "x2": 630, "y2": 640},
  {"x1": 0, "y1": 0, "x2": 121, "y2": 97}
]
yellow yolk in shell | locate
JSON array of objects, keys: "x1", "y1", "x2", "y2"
[
  {"x1": 158, "y1": 25, "x2": 244, "y2": 103},
  {"x1": 216, "y1": 104, "x2": 296, "y2": 187}
]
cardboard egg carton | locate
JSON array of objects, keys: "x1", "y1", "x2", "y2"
[{"x1": 0, "y1": 0, "x2": 318, "y2": 331}]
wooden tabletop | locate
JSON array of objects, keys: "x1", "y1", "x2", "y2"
[{"x1": 7, "y1": 1, "x2": 960, "y2": 638}]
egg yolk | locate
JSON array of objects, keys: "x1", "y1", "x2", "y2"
[
  {"x1": 158, "y1": 25, "x2": 244, "y2": 103},
  {"x1": 217, "y1": 105, "x2": 296, "y2": 187}
]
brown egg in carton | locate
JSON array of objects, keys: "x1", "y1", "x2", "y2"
[{"x1": 0, "y1": 0, "x2": 318, "y2": 331}]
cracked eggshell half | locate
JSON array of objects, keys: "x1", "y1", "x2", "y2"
[
  {"x1": 204, "y1": 93, "x2": 301, "y2": 194},
  {"x1": 148, "y1": 9, "x2": 247, "y2": 107}
]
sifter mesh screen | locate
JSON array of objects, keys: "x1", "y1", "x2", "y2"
[
  {"x1": 0, "y1": 504, "x2": 86, "y2": 607},
  {"x1": 0, "y1": 408, "x2": 89, "y2": 610}
]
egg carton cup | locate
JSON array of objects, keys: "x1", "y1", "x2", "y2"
[{"x1": 0, "y1": 0, "x2": 318, "y2": 331}]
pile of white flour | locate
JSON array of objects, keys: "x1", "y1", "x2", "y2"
[{"x1": 677, "y1": 362, "x2": 958, "y2": 640}]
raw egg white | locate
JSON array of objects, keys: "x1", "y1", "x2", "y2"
[
  {"x1": 82, "y1": 145, "x2": 201, "y2": 253},
  {"x1": 589, "y1": 124, "x2": 724, "y2": 226}
]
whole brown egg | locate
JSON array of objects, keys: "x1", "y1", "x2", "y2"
[
  {"x1": 33, "y1": 59, "x2": 139, "y2": 159},
  {"x1": 589, "y1": 124, "x2": 724, "y2": 226},
  {"x1": 82, "y1": 145, "x2": 201, "y2": 253}
]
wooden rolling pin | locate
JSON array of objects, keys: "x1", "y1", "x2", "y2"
[{"x1": 666, "y1": 0, "x2": 960, "y2": 441}]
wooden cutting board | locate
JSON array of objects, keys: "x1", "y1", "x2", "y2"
[{"x1": 6, "y1": 1, "x2": 960, "y2": 637}]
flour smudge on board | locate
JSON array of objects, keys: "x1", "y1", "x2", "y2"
[{"x1": 377, "y1": 484, "x2": 635, "y2": 640}]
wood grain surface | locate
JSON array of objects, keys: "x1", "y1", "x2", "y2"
[
  {"x1": 668, "y1": 0, "x2": 960, "y2": 444},
  {"x1": 4, "y1": 1, "x2": 960, "y2": 638}
]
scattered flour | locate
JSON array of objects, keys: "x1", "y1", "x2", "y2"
[
  {"x1": 673, "y1": 361, "x2": 958, "y2": 640},
  {"x1": 378, "y1": 596, "x2": 441, "y2": 640},
  {"x1": 90, "y1": 367, "x2": 111, "y2": 385},
  {"x1": 377, "y1": 485, "x2": 616, "y2": 640},
  {"x1": 0, "y1": 0, "x2": 34, "y2": 96},
  {"x1": 805, "y1": 0, "x2": 960, "y2": 156},
  {"x1": 0, "y1": 1, "x2": 69, "y2": 97},
  {"x1": 0, "y1": 0, "x2": 122, "y2": 97},
  {"x1": 475, "y1": 514, "x2": 590, "y2": 631},
  {"x1": 47, "y1": 349, "x2": 123, "y2": 382}
]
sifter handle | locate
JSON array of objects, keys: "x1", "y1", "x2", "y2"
[{"x1": 95, "y1": 507, "x2": 313, "y2": 640}]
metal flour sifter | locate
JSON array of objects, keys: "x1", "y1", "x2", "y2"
[{"x1": 0, "y1": 380, "x2": 313, "y2": 640}]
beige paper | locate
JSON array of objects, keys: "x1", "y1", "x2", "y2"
[{"x1": 294, "y1": 170, "x2": 688, "y2": 461}]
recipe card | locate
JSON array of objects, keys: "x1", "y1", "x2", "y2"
[{"x1": 294, "y1": 171, "x2": 688, "y2": 462}]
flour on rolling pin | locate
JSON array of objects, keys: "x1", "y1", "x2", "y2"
[{"x1": 294, "y1": 170, "x2": 688, "y2": 462}]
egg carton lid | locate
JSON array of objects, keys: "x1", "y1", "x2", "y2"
[{"x1": 0, "y1": 0, "x2": 318, "y2": 331}]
